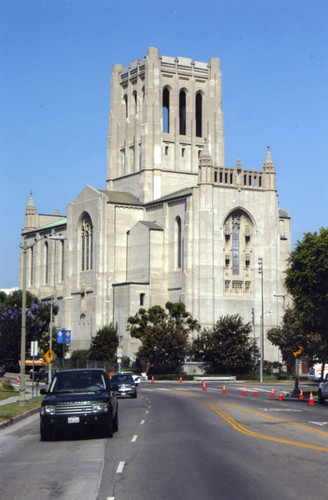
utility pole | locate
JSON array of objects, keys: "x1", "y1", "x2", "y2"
[{"x1": 258, "y1": 257, "x2": 264, "y2": 383}]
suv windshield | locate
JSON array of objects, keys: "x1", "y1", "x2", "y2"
[{"x1": 50, "y1": 371, "x2": 107, "y2": 393}]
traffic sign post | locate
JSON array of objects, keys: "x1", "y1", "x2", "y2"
[
  {"x1": 117, "y1": 346, "x2": 123, "y2": 371},
  {"x1": 30, "y1": 341, "x2": 38, "y2": 400},
  {"x1": 56, "y1": 329, "x2": 71, "y2": 368}
]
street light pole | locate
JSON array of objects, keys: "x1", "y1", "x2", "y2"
[
  {"x1": 48, "y1": 236, "x2": 66, "y2": 384},
  {"x1": 17, "y1": 242, "x2": 28, "y2": 406},
  {"x1": 258, "y1": 257, "x2": 264, "y2": 383}
]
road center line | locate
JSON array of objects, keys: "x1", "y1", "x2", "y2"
[
  {"x1": 116, "y1": 461, "x2": 125, "y2": 474},
  {"x1": 131, "y1": 435, "x2": 138, "y2": 442},
  {"x1": 207, "y1": 402, "x2": 328, "y2": 452}
]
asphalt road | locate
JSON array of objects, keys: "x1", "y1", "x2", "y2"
[{"x1": 1, "y1": 380, "x2": 327, "y2": 500}]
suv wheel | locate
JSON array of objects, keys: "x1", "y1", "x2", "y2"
[
  {"x1": 40, "y1": 423, "x2": 54, "y2": 441},
  {"x1": 318, "y1": 389, "x2": 325, "y2": 404},
  {"x1": 113, "y1": 409, "x2": 119, "y2": 432},
  {"x1": 103, "y1": 414, "x2": 114, "y2": 438}
]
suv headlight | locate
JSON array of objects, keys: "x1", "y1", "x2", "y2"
[
  {"x1": 41, "y1": 405, "x2": 56, "y2": 415},
  {"x1": 91, "y1": 402, "x2": 108, "y2": 413}
]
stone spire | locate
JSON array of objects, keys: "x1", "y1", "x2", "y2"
[
  {"x1": 262, "y1": 146, "x2": 275, "y2": 172},
  {"x1": 24, "y1": 191, "x2": 37, "y2": 230},
  {"x1": 198, "y1": 139, "x2": 214, "y2": 184}
]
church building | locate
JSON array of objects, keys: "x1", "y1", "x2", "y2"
[{"x1": 20, "y1": 47, "x2": 291, "y2": 363}]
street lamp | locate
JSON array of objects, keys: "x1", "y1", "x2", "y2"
[
  {"x1": 259, "y1": 310, "x2": 272, "y2": 383},
  {"x1": 47, "y1": 236, "x2": 66, "y2": 384},
  {"x1": 17, "y1": 241, "x2": 28, "y2": 406},
  {"x1": 258, "y1": 258, "x2": 264, "y2": 383},
  {"x1": 17, "y1": 237, "x2": 44, "y2": 406},
  {"x1": 105, "y1": 299, "x2": 122, "y2": 371}
]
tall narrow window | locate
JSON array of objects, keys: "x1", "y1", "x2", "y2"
[
  {"x1": 162, "y1": 87, "x2": 170, "y2": 133},
  {"x1": 81, "y1": 214, "x2": 93, "y2": 271},
  {"x1": 175, "y1": 216, "x2": 182, "y2": 269},
  {"x1": 60, "y1": 239, "x2": 65, "y2": 281},
  {"x1": 133, "y1": 90, "x2": 137, "y2": 114},
  {"x1": 179, "y1": 90, "x2": 186, "y2": 135},
  {"x1": 45, "y1": 242, "x2": 49, "y2": 283},
  {"x1": 123, "y1": 94, "x2": 128, "y2": 118},
  {"x1": 196, "y1": 92, "x2": 202, "y2": 137},
  {"x1": 232, "y1": 215, "x2": 240, "y2": 275},
  {"x1": 30, "y1": 246, "x2": 34, "y2": 286}
]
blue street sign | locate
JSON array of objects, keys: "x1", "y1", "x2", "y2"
[
  {"x1": 57, "y1": 329, "x2": 64, "y2": 344},
  {"x1": 65, "y1": 330, "x2": 71, "y2": 344}
]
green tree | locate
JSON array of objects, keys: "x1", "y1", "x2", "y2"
[
  {"x1": 88, "y1": 324, "x2": 119, "y2": 361},
  {"x1": 267, "y1": 306, "x2": 321, "y2": 368},
  {"x1": 127, "y1": 302, "x2": 199, "y2": 373},
  {"x1": 285, "y1": 228, "x2": 328, "y2": 372},
  {"x1": 70, "y1": 349, "x2": 90, "y2": 361},
  {"x1": 191, "y1": 314, "x2": 258, "y2": 374}
]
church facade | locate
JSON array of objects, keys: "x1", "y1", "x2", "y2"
[{"x1": 20, "y1": 47, "x2": 291, "y2": 363}]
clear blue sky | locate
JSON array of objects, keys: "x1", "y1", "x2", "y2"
[{"x1": 1, "y1": 0, "x2": 327, "y2": 288}]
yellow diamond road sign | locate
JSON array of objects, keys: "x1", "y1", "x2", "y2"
[{"x1": 43, "y1": 350, "x2": 54, "y2": 364}]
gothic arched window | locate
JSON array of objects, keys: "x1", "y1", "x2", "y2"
[
  {"x1": 175, "y1": 216, "x2": 182, "y2": 269},
  {"x1": 44, "y1": 241, "x2": 49, "y2": 283},
  {"x1": 179, "y1": 90, "x2": 186, "y2": 135},
  {"x1": 196, "y1": 92, "x2": 202, "y2": 137},
  {"x1": 133, "y1": 90, "x2": 137, "y2": 114},
  {"x1": 162, "y1": 87, "x2": 170, "y2": 133},
  {"x1": 123, "y1": 94, "x2": 128, "y2": 118},
  {"x1": 81, "y1": 214, "x2": 93, "y2": 271}
]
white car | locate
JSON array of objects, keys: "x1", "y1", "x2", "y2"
[
  {"x1": 318, "y1": 374, "x2": 328, "y2": 403},
  {"x1": 308, "y1": 364, "x2": 328, "y2": 381}
]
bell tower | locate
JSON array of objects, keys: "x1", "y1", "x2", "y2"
[{"x1": 106, "y1": 47, "x2": 224, "y2": 202}]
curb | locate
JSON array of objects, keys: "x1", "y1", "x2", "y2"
[{"x1": 0, "y1": 406, "x2": 40, "y2": 431}]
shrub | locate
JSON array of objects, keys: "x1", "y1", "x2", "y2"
[{"x1": 0, "y1": 379, "x2": 14, "y2": 391}]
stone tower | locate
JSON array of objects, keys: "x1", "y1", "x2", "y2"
[{"x1": 107, "y1": 46, "x2": 224, "y2": 203}]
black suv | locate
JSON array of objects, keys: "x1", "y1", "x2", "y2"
[{"x1": 40, "y1": 369, "x2": 118, "y2": 441}]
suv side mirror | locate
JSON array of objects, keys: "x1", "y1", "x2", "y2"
[{"x1": 40, "y1": 388, "x2": 48, "y2": 395}]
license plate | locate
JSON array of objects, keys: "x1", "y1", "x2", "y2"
[
  {"x1": 121, "y1": 392, "x2": 126, "y2": 396},
  {"x1": 68, "y1": 417, "x2": 80, "y2": 424}
]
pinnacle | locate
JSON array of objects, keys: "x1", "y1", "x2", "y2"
[{"x1": 263, "y1": 145, "x2": 275, "y2": 171}]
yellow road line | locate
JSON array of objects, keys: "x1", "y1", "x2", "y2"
[
  {"x1": 207, "y1": 402, "x2": 328, "y2": 452},
  {"x1": 213, "y1": 400, "x2": 328, "y2": 436}
]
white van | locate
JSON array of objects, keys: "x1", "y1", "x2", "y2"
[{"x1": 308, "y1": 363, "x2": 328, "y2": 381}]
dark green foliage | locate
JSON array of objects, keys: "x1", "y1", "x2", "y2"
[
  {"x1": 88, "y1": 324, "x2": 118, "y2": 362},
  {"x1": 70, "y1": 349, "x2": 90, "y2": 361},
  {"x1": 191, "y1": 314, "x2": 258, "y2": 374},
  {"x1": 267, "y1": 306, "x2": 322, "y2": 365},
  {"x1": 127, "y1": 302, "x2": 199, "y2": 373},
  {"x1": 285, "y1": 228, "x2": 328, "y2": 366}
]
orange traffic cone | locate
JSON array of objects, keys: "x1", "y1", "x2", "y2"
[
  {"x1": 253, "y1": 386, "x2": 258, "y2": 397},
  {"x1": 299, "y1": 389, "x2": 304, "y2": 400},
  {"x1": 201, "y1": 378, "x2": 204, "y2": 384},
  {"x1": 242, "y1": 385, "x2": 247, "y2": 396},
  {"x1": 279, "y1": 389, "x2": 283, "y2": 401},
  {"x1": 222, "y1": 384, "x2": 226, "y2": 394},
  {"x1": 16, "y1": 376, "x2": 20, "y2": 383},
  {"x1": 308, "y1": 392, "x2": 315, "y2": 406},
  {"x1": 270, "y1": 387, "x2": 275, "y2": 398},
  {"x1": 151, "y1": 376, "x2": 154, "y2": 383},
  {"x1": 179, "y1": 376, "x2": 183, "y2": 383},
  {"x1": 202, "y1": 381, "x2": 207, "y2": 391}
]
